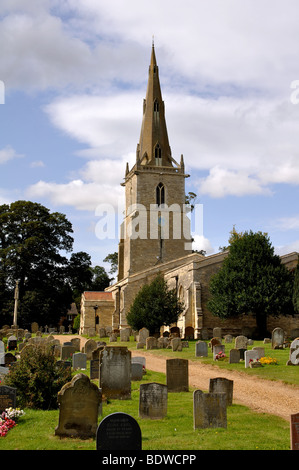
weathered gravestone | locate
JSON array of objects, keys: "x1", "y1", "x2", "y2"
[
  {"x1": 139, "y1": 382, "x2": 168, "y2": 420},
  {"x1": 288, "y1": 339, "x2": 299, "y2": 365},
  {"x1": 193, "y1": 390, "x2": 227, "y2": 429},
  {"x1": 132, "y1": 356, "x2": 146, "y2": 368},
  {"x1": 120, "y1": 328, "x2": 131, "y2": 342},
  {"x1": 96, "y1": 412, "x2": 142, "y2": 450},
  {"x1": 213, "y1": 344, "x2": 225, "y2": 360},
  {"x1": 31, "y1": 322, "x2": 39, "y2": 333},
  {"x1": 99, "y1": 346, "x2": 131, "y2": 399},
  {"x1": 71, "y1": 337, "x2": 81, "y2": 351},
  {"x1": 290, "y1": 413, "x2": 299, "y2": 450},
  {"x1": 131, "y1": 362, "x2": 143, "y2": 381},
  {"x1": 209, "y1": 377, "x2": 233, "y2": 406},
  {"x1": 213, "y1": 327, "x2": 222, "y2": 339},
  {"x1": 138, "y1": 327, "x2": 149, "y2": 345},
  {"x1": 61, "y1": 344, "x2": 76, "y2": 361},
  {"x1": 146, "y1": 336, "x2": 157, "y2": 350},
  {"x1": 90, "y1": 359, "x2": 100, "y2": 379},
  {"x1": 171, "y1": 337, "x2": 182, "y2": 351},
  {"x1": 195, "y1": 341, "x2": 208, "y2": 357},
  {"x1": 84, "y1": 339, "x2": 97, "y2": 359},
  {"x1": 235, "y1": 335, "x2": 248, "y2": 349},
  {"x1": 229, "y1": 348, "x2": 240, "y2": 364},
  {"x1": 72, "y1": 352, "x2": 87, "y2": 370},
  {"x1": 0, "y1": 340, "x2": 4, "y2": 365},
  {"x1": 166, "y1": 358, "x2": 188, "y2": 392},
  {"x1": 0, "y1": 385, "x2": 17, "y2": 413},
  {"x1": 252, "y1": 347, "x2": 265, "y2": 359},
  {"x1": 272, "y1": 327, "x2": 284, "y2": 349},
  {"x1": 55, "y1": 373, "x2": 101, "y2": 438},
  {"x1": 4, "y1": 352, "x2": 17, "y2": 367}
]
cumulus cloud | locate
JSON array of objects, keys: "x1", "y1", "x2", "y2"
[{"x1": 0, "y1": 146, "x2": 24, "y2": 164}]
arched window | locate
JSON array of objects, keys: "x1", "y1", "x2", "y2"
[
  {"x1": 154, "y1": 99, "x2": 159, "y2": 112},
  {"x1": 155, "y1": 144, "x2": 162, "y2": 166},
  {"x1": 156, "y1": 183, "x2": 165, "y2": 206}
]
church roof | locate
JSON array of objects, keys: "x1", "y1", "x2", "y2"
[{"x1": 83, "y1": 291, "x2": 113, "y2": 301}]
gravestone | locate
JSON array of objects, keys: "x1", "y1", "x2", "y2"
[
  {"x1": 139, "y1": 382, "x2": 168, "y2": 420},
  {"x1": 239, "y1": 348, "x2": 247, "y2": 360},
  {"x1": 72, "y1": 352, "x2": 87, "y2": 370},
  {"x1": 99, "y1": 346, "x2": 131, "y2": 399},
  {"x1": 90, "y1": 359, "x2": 100, "y2": 379},
  {"x1": 71, "y1": 338, "x2": 81, "y2": 351},
  {"x1": 171, "y1": 337, "x2": 182, "y2": 351},
  {"x1": 213, "y1": 327, "x2": 222, "y2": 339},
  {"x1": 166, "y1": 358, "x2": 188, "y2": 392},
  {"x1": 4, "y1": 352, "x2": 17, "y2": 367},
  {"x1": 146, "y1": 336, "x2": 157, "y2": 350},
  {"x1": 7, "y1": 335, "x2": 17, "y2": 351},
  {"x1": 272, "y1": 327, "x2": 284, "y2": 349},
  {"x1": 120, "y1": 328, "x2": 130, "y2": 342},
  {"x1": 131, "y1": 362, "x2": 143, "y2": 381},
  {"x1": 61, "y1": 345, "x2": 75, "y2": 361},
  {"x1": 0, "y1": 385, "x2": 17, "y2": 413},
  {"x1": 132, "y1": 356, "x2": 146, "y2": 368},
  {"x1": 92, "y1": 346, "x2": 105, "y2": 360},
  {"x1": 31, "y1": 322, "x2": 39, "y2": 333},
  {"x1": 235, "y1": 335, "x2": 248, "y2": 349},
  {"x1": 55, "y1": 374, "x2": 101, "y2": 438},
  {"x1": 193, "y1": 390, "x2": 227, "y2": 429},
  {"x1": 252, "y1": 347, "x2": 265, "y2": 359},
  {"x1": 84, "y1": 339, "x2": 97, "y2": 359},
  {"x1": 138, "y1": 327, "x2": 149, "y2": 345},
  {"x1": 109, "y1": 333, "x2": 117, "y2": 343},
  {"x1": 201, "y1": 328, "x2": 209, "y2": 340},
  {"x1": 229, "y1": 348, "x2": 240, "y2": 364},
  {"x1": 288, "y1": 339, "x2": 299, "y2": 365},
  {"x1": 0, "y1": 340, "x2": 4, "y2": 365},
  {"x1": 210, "y1": 337, "x2": 221, "y2": 351},
  {"x1": 209, "y1": 377, "x2": 233, "y2": 406},
  {"x1": 224, "y1": 334, "x2": 233, "y2": 343},
  {"x1": 290, "y1": 413, "x2": 299, "y2": 450},
  {"x1": 96, "y1": 412, "x2": 142, "y2": 450},
  {"x1": 244, "y1": 349, "x2": 259, "y2": 368},
  {"x1": 195, "y1": 341, "x2": 208, "y2": 357}
]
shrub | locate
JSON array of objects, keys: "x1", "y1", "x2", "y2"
[{"x1": 4, "y1": 344, "x2": 72, "y2": 410}]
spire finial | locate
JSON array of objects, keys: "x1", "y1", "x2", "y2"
[{"x1": 152, "y1": 35, "x2": 154, "y2": 47}]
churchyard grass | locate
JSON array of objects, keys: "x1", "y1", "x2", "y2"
[{"x1": 0, "y1": 368, "x2": 290, "y2": 450}]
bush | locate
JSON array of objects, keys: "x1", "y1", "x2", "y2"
[{"x1": 4, "y1": 344, "x2": 72, "y2": 410}]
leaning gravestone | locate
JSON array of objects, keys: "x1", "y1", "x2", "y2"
[
  {"x1": 193, "y1": 390, "x2": 227, "y2": 429},
  {"x1": 99, "y1": 346, "x2": 131, "y2": 399},
  {"x1": 195, "y1": 341, "x2": 208, "y2": 357},
  {"x1": 272, "y1": 327, "x2": 284, "y2": 349},
  {"x1": 139, "y1": 382, "x2": 168, "y2": 420},
  {"x1": 96, "y1": 412, "x2": 142, "y2": 450},
  {"x1": 209, "y1": 377, "x2": 233, "y2": 406},
  {"x1": 0, "y1": 385, "x2": 17, "y2": 413},
  {"x1": 166, "y1": 358, "x2": 189, "y2": 392},
  {"x1": 55, "y1": 374, "x2": 101, "y2": 438}
]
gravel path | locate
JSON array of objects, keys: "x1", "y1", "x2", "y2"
[
  {"x1": 54, "y1": 336, "x2": 299, "y2": 422},
  {"x1": 131, "y1": 350, "x2": 299, "y2": 422}
]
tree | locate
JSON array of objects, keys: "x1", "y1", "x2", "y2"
[
  {"x1": 90, "y1": 265, "x2": 112, "y2": 291},
  {"x1": 126, "y1": 274, "x2": 184, "y2": 335},
  {"x1": 0, "y1": 200, "x2": 74, "y2": 327},
  {"x1": 293, "y1": 258, "x2": 299, "y2": 314},
  {"x1": 103, "y1": 252, "x2": 118, "y2": 275},
  {"x1": 208, "y1": 230, "x2": 294, "y2": 338}
]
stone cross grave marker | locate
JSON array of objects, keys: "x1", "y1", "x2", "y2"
[
  {"x1": 55, "y1": 373, "x2": 101, "y2": 438},
  {"x1": 139, "y1": 382, "x2": 168, "y2": 420},
  {"x1": 193, "y1": 390, "x2": 227, "y2": 429},
  {"x1": 166, "y1": 358, "x2": 189, "y2": 392},
  {"x1": 96, "y1": 412, "x2": 142, "y2": 450}
]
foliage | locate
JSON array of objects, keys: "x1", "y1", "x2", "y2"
[
  {"x1": 208, "y1": 230, "x2": 294, "y2": 338},
  {"x1": 103, "y1": 252, "x2": 118, "y2": 275},
  {"x1": 4, "y1": 344, "x2": 72, "y2": 410},
  {"x1": 73, "y1": 314, "x2": 81, "y2": 332},
  {"x1": 293, "y1": 257, "x2": 299, "y2": 314},
  {"x1": 126, "y1": 274, "x2": 184, "y2": 335}
]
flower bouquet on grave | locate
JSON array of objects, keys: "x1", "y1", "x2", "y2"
[
  {"x1": 249, "y1": 358, "x2": 263, "y2": 368},
  {"x1": 259, "y1": 356, "x2": 278, "y2": 365},
  {"x1": 215, "y1": 351, "x2": 227, "y2": 361}
]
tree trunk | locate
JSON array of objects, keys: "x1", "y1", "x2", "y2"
[{"x1": 255, "y1": 311, "x2": 269, "y2": 339}]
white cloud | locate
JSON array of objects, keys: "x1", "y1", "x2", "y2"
[
  {"x1": 0, "y1": 146, "x2": 24, "y2": 164},
  {"x1": 30, "y1": 160, "x2": 45, "y2": 168},
  {"x1": 274, "y1": 216, "x2": 299, "y2": 232},
  {"x1": 192, "y1": 234, "x2": 214, "y2": 255}
]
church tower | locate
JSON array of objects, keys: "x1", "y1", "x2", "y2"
[{"x1": 117, "y1": 44, "x2": 192, "y2": 280}]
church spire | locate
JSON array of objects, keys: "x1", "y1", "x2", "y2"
[{"x1": 137, "y1": 44, "x2": 173, "y2": 167}]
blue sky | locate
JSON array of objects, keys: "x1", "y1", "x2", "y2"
[{"x1": 1, "y1": 0, "x2": 299, "y2": 273}]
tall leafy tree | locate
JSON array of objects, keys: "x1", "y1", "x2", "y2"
[
  {"x1": 126, "y1": 274, "x2": 184, "y2": 335},
  {"x1": 0, "y1": 200, "x2": 74, "y2": 327},
  {"x1": 208, "y1": 230, "x2": 294, "y2": 338}
]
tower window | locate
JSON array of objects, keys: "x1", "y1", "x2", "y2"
[
  {"x1": 155, "y1": 144, "x2": 162, "y2": 166},
  {"x1": 156, "y1": 183, "x2": 165, "y2": 206},
  {"x1": 154, "y1": 100, "x2": 159, "y2": 112}
]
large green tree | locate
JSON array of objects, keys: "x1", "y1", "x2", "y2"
[
  {"x1": 208, "y1": 230, "x2": 294, "y2": 338},
  {"x1": 126, "y1": 274, "x2": 184, "y2": 335},
  {"x1": 0, "y1": 200, "x2": 75, "y2": 328}
]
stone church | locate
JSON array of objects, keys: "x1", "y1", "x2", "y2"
[{"x1": 80, "y1": 45, "x2": 298, "y2": 339}]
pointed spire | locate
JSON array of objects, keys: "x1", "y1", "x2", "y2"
[{"x1": 137, "y1": 43, "x2": 173, "y2": 167}]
